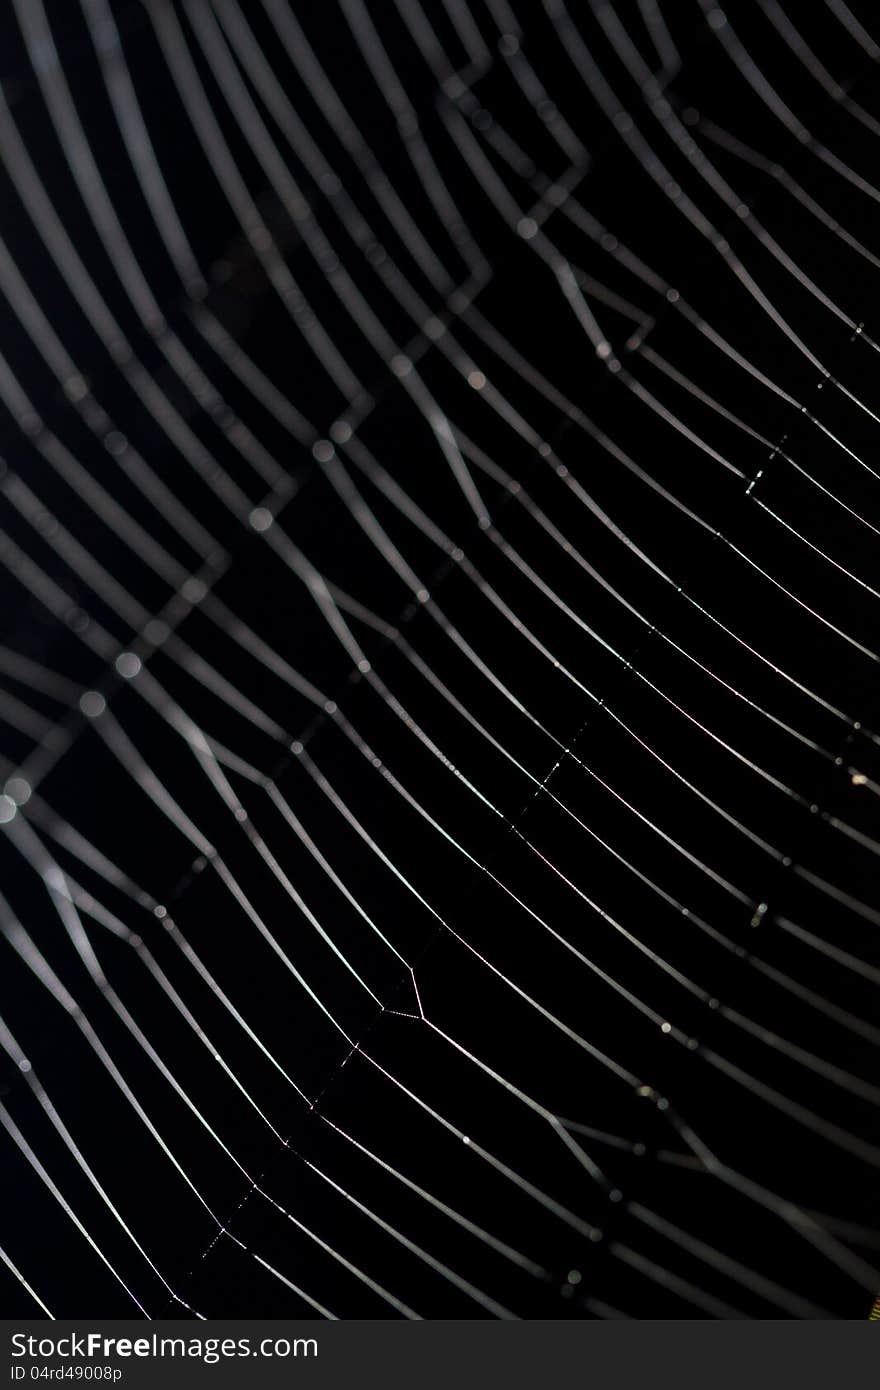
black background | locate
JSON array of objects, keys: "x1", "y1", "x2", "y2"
[{"x1": 0, "y1": 0, "x2": 878, "y2": 1320}]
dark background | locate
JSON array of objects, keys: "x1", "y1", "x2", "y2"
[{"x1": 0, "y1": 0, "x2": 878, "y2": 1319}]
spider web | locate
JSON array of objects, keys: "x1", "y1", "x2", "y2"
[{"x1": 0, "y1": 0, "x2": 878, "y2": 1320}]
